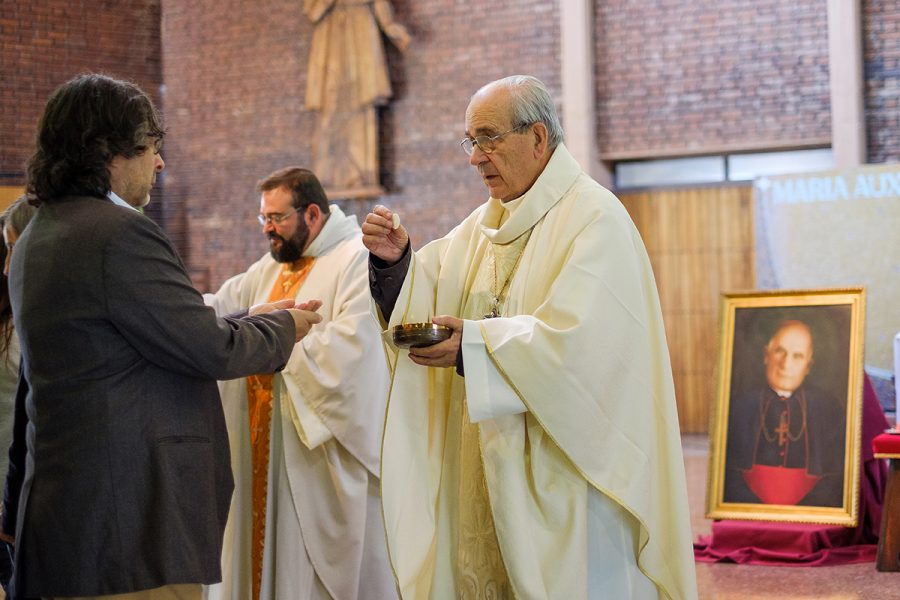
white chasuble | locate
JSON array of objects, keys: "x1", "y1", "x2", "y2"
[
  {"x1": 205, "y1": 206, "x2": 395, "y2": 600},
  {"x1": 377, "y1": 145, "x2": 698, "y2": 600}
]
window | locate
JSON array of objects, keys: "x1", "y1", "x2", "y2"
[
  {"x1": 616, "y1": 156, "x2": 725, "y2": 189},
  {"x1": 727, "y1": 148, "x2": 834, "y2": 181},
  {"x1": 614, "y1": 148, "x2": 834, "y2": 190}
]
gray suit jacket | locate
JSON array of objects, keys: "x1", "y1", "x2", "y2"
[{"x1": 7, "y1": 195, "x2": 296, "y2": 597}]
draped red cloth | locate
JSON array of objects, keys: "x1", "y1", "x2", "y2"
[{"x1": 694, "y1": 375, "x2": 888, "y2": 566}]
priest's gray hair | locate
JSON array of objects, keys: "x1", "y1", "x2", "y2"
[{"x1": 479, "y1": 75, "x2": 565, "y2": 150}]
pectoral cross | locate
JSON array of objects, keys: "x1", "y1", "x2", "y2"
[
  {"x1": 775, "y1": 411, "x2": 790, "y2": 447},
  {"x1": 483, "y1": 301, "x2": 500, "y2": 319}
]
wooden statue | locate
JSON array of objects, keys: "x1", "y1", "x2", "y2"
[{"x1": 304, "y1": 0, "x2": 411, "y2": 197}]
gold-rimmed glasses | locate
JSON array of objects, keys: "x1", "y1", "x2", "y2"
[{"x1": 459, "y1": 123, "x2": 529, "y2": 156}]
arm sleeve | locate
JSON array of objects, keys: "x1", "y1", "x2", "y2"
[
  {"x1": 461, "y1": 319, "x2": 527, "y2": 422},
  {"x1": 2, "y1": 363, "x2": 27, "y2": 539},
  {"x1": 368, "y1": 242, "x2": 411, "y2": 321},
  {"x1": 104, "y1": 216, "x2": 296, "y2": 381}
]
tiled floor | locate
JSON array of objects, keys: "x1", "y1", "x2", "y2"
[
  {"x1": 3, "y1": 434, "x2": 893, "y2": 600},
  {"x1": 684, "y1": 434, "x2": 900, "y2": 600}
]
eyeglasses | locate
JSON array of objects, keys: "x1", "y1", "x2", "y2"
[
  {"x1": 257, "y1": 207, "x2": 297, "y2": 226},
  {"x1": 459, "y1": 124, "x2": 529, "y2": 156}
]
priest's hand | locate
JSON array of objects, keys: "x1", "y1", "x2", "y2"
[
  {"x1": 250, "y1": 298, "x2": 324, "y2": 315},
  {"x1": 249, "y1": 298, "x2": 324, "y2": 342},
  {"x1": 362, "y1": 205, "x2": 408, "y2": 265},
  {"x1": 249, "y1": 298, "x2": 294, "y2": 315},
  {"x1": 408, "y1": 315, "x2": 462, "y2": 368},
  {"x1": 294, "y1": 299, "x2": 323, "y2": 312}
]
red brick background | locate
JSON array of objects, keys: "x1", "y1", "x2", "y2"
[
  {"x1": 2, "y1": 0, "x2": 899, "y2": 290},
  {"x1": 864, "y1": 0, "x2": 900, "y2": 164},
  {"x1": 160, "y1": 0, "x2": 561, "y2": 289},
  {"x1": 0, "y1": 1, "x2": 162, "y2": 185},
  {"x1": 595, "y1": 0, "x2": 831, "y2": 159}
]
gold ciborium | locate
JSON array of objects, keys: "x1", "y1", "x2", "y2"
[{"x1": 391, "y1": 323, "x2": 452, "y2": 349}]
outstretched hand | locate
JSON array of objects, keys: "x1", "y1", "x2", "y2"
[
  {"x1": 295, "y1": 299, "x2": 323, "y2": 312},
  {"x1": 249, "y1": 298, "x2": 324, "y2": 343},
  {"x1": 249, "y1": 298, "x2": 294, "y2": 315},
  {"x1": 362, "y1": 205, "x2": 408, "y2": 265},
  {"x1": 286, "y1": 308, "x2": 323, "y2": 343}
]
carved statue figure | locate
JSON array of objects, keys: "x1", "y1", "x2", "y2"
[{"x1": 304, "y1": 0, "x2": 411, "y2": 194}]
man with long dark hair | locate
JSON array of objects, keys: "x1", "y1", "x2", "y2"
[{"x1": 6, "y1": 73, "x2": 322, "y2": 599}]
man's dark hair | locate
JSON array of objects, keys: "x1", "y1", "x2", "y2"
[
  {"x1": 26, "y1": 73, "x2": 164, "y2": 205},
  {"x1": 257, "y1": 167, "x2": 329, "y2": 214}
]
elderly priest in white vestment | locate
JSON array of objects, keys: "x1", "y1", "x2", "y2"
[
  {"x1": 363, "y1": 76, "x2": 698, "y2": 600},
  {"x1": 205, "y1": 167, "x2": 395, "y2": 600}
]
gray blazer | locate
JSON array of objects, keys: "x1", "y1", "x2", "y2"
[{"x1": 8, "y1": 196, "x2": 296, "y2": 597}]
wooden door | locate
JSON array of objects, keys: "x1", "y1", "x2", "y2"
[{"x1": 620, "y1": 185, "x2": 755, "y2": 433}]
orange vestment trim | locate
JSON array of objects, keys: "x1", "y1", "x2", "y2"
[{"x1": 246, "y1": 257, "x2": 315, "y2": 600}]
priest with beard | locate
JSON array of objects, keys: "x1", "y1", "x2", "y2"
[{"x1": 204, "y1": 167, "x2": 394, "y2": 600}]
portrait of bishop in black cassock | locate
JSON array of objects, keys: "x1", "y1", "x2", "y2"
[{"x1": 724, "y1": 318, "x2": 847, "y2": 507}]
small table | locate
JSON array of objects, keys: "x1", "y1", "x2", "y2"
[{"x1": 872, "y1": 432, "x2": 900, "y2": 571}]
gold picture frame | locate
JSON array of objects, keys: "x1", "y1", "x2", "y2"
[{"x1": 706, "y1": 287, "x2": 866, "y2": 526}]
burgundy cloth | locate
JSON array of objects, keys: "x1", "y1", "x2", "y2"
[
  {"x1": 873, "y1": 432, "x2": 900, "y2": 456},
  {"x1": 695, "y1": 374, "x2": 889, "y2": 565},
  {"x1": 695, "y1": 520, "x2": 877, "y2": 565},
  {"x1": 742, "y1": 465, "x2": 821, "y2": 505}
]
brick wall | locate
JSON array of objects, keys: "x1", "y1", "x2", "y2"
[
  {"x1": 0, "y1": 1, "x2": 162, "y2": 188},
  {"x1": 595, "y1": 0, "x2": 831, "y2": 159},
  {"x1": 160, "y1": 0, "x2": 560, "y2": 290},
  {"x1": 4, "y1": 1, "x2": 900, "y2": 291},
  {"x1": 864, "y1": 0, "x2": 900, "y2": 164}
]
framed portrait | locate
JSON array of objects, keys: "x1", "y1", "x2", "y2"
[{"x1": 705, "y1": 287, "x2": 866, "y2": 526}]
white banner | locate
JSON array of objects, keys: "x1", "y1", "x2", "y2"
[{"x1": 755, "y1": 163, "x2": 900, "y2": 370}]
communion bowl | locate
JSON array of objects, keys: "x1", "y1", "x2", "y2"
[{"x1": 391, "y1": 322, "x2": 452, "y2": 349}]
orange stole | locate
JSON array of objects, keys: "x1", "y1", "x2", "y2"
[{"x1": 246, "y1": 257, "x2": 315, "y2": 600}]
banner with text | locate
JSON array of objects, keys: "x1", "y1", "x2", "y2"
[{"x1": 754, "y1": 163, "x2": 900, "y2": 370}]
